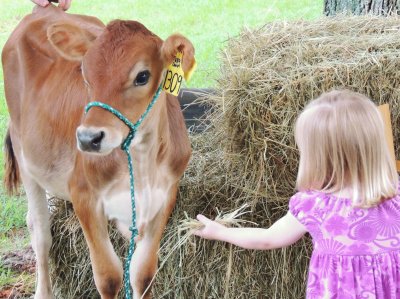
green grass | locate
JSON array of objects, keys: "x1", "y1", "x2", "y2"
[
  {"x1": 0, "y1": 263, "x2": 35, "y2": 295},
  {"x1": 0, "y1": 0, "x2": 323, "y2": 88},
  {"x1": 0, "y1": 0, "x2": 323, "y2": 292},
  {"x1": 0, "y1": 188, "x2": 30, "y2": 291},
  {"x1": 0, "y1": 193, "x2": 26, "y2": 235}
]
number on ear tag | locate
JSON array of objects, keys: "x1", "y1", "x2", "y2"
[{"x1": 163, "y1": 52, "x2": 185, "y2": 96}]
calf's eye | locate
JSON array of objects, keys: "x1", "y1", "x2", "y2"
[{"x1": 134, "y1": 70, "x2": 150, "y2": 86}]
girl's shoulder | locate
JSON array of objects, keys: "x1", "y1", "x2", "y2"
[
  {"x1": 289, "y1": 188, "x2": 400, "y2": 220},
  {"x1": 289, "y1": 190, "x2": 356, "y2": 224},
  {"x1": 289, "y1": 190, "x2": 326, "y2": 214},
  {"x1": 288, "y1": 191, "x2": 325, "y2": 230},
  {"x1": 289, "y1": 186, "x2": 400, "y2": 240}
]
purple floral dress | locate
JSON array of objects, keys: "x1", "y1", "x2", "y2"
[{"x1": 289, "y1": 188, "x2": 400, "y2": 299}]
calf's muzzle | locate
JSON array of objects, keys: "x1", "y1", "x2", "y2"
[{"x1": 76, "y1": 127, "x2": 105, "y2": 152}]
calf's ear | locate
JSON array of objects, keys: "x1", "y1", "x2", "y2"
[
  {"x1": 47, "y1": 22, "x2": 98, "y2": 61},
  {"x1": 161, "y1": 34, "x2": 196, "y2": 79}
]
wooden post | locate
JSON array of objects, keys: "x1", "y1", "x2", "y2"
[
  {"x1": 378, "y1": 104, "x2": 400, "y2": 172},
  {"x1": 324, "y1": 0, "x2": 400, "y2": 16}
]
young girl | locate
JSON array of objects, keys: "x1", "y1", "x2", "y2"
[{"x1": 194, "y1": 90, "x2": 400, "y2": 298}]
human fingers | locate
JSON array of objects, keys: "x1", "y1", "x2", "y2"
[
  {"x1": 58, "y1": 0, "x2": 72, "y2": 10},
  {"x1": 194, "y1": 214, "x2": 220, "y2": 239},
  {"x1": 196, "y1": 214, "x2": 212, "y2": 225},
  {"x1": 193, "y1": 215, "x2": 208, "y2": 237},
  {"x1": 31, "y1": 0, "x2": 50, "y2": 7}
]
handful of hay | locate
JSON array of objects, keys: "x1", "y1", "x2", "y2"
[
  {"x1": 179, "y1": 204, "x2": 253, "y2": 234},
  {"x1": 50, "y1": 15, "x2": 400, "y2": 299}
]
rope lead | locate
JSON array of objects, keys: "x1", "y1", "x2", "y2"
[{"x1": 85, "y1": 85, "x2": 163, "y2": 299}]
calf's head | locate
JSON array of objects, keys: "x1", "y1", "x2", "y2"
[{"x1": 47, "y1": 20, "x2": 195, "y2": 155}]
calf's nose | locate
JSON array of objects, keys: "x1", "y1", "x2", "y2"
[{"x1": 76, "y1": 128, "x2": 105, "y2": 152}]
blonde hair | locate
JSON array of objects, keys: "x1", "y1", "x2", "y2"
[{"x1": 295, "y1": 90, "x2": 398, "y2": 207}]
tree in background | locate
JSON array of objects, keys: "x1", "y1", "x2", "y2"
[{"x1": 324, "y1": 0, "x2": 400, "y2": 15}]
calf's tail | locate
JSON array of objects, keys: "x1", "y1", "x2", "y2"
[{"x1": 4, "y1": 128, "x2": 21, "y2": 195}]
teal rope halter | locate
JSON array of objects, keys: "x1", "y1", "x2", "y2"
[{"x1": 84, "y1": 84, "x2": 162, "y2": 299}]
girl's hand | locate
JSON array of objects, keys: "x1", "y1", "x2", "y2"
[
  {"x1": 193, "y1": 214, "x2": 227, "y2": 240},
  {"x1": 31, "y1": 0, "x2": 72, "y2": 11}
]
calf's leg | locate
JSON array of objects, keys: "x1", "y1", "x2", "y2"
[
  {"x1": 71, "y1": 186, "x2": 123, "y2": 299},
  {"x1": 23, "y1": 174, "x2": 53, "y2": 299},
  {"x1": 130, "y1": 186, "x2": 178, "y2": 299}
]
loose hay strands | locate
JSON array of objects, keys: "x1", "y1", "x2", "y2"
[
  {"x1": 50, "y1": 15, "x2": 400, "y2": 299},
  {"x1": 178, "y1": 204, "x2": 254, "y2": 234},
  {"x1": 141, "y1": 204, "x2": 252, "y2": 299}
]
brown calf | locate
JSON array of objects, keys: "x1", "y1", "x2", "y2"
[{"x1": 2, "y1": 4, "x2": 193, "y2": 299}]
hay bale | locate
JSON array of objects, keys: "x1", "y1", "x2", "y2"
[
  {"x1": 49, "y1": 15, "x2": 400, "y2": 299},
  {"x1": 208, "y1": 15, "x2": 400, "y2": 205}
]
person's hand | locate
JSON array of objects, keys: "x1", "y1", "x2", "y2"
[
  {"x1": 193, "y1": 214, "x2": 227, "y2": 240},
  {"x1": 31, "y1": 0, "x2": 72, "y2": 11}
]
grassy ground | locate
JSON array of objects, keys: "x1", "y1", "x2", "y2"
[{"x1": 0, "y1": 0, "x2": 323, "y2": 293}]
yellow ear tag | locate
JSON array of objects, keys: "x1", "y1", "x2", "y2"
[
  {"x1": 162, "y1": 51, "x2": 196, "y2": 96},
  {"x1": 184, "y1": 59, "x2": 197, "y2": 82}
]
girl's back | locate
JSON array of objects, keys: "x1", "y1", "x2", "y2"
[{"x1": 290, "y1": 186, "x2": 400, "y2": 299}]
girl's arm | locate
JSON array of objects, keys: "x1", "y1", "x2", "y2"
[{"x1": 194, "y1": 212, "x2": 307, "y2": 250}]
